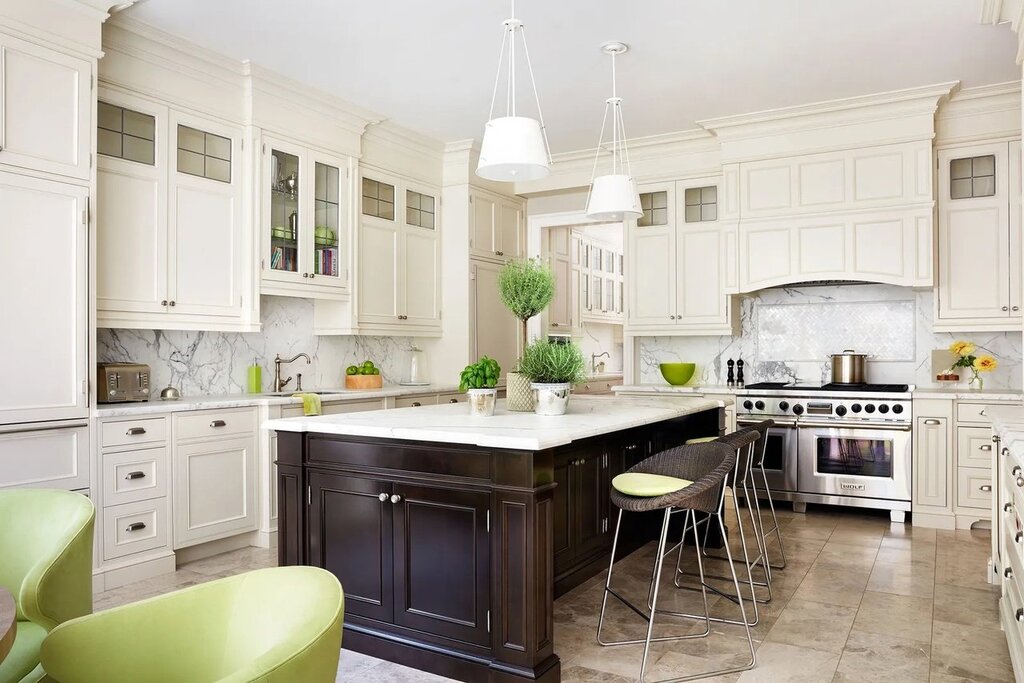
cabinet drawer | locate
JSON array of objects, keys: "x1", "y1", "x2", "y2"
[
  {"x1": 0, "y1": 423, "x2": 89, "y2": 490},
  {"x1": 437, "y1": 393, "x2": 464, "y2": 405},
  {"x1": 102, "y1": 447, "x2": 168, "y2": 506},
  {"x1": 175, "y1": 408, "x2": 256, "y2": 440},
  {"x1": 957, "y1": 467, "x2": 994, "y2": 510},
  {"x1": 394, "y1": 395, "x2": 437, "y2": 408},
  {"x1": 102, "y1": 498, "x2": 169, "y2": 561},
  {"x1": 957, "y1": 403, "x2": 998, "y2": 424},
  {"x1": 957, "y1": 427, "x2": 995, "y2": 469},
  {"x1": 101, "y1": 417, "x2": 167, "y2": 448}
]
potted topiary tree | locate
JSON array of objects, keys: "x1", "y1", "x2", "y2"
[
  {"x1": 517, "y1": 340, "x2": 587, "y2": 416},
  {"x1": 498, "y1": 258, "x2": 556, "y2": 412}
]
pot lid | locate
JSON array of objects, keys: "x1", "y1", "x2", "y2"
[{"x1": 831, "y1": 349, "x2": 868, "y2": 357}]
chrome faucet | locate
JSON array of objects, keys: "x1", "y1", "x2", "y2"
[
  {"x1": 274, "y1": 353, "x2": 311, "y2": 392},
  {"x1": 591, "y1": 351, "x2": 610, "y2": 373}
]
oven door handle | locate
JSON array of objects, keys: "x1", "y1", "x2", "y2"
[
  {"x1": 797, "y1": 420, "x2": 912, "y2": 432},
  {"x1": 738, "y1": 418, "x2": 797, "y2": 428}
]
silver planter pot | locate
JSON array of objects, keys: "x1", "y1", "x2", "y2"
[
  {"x1": 531, "y1": 383, "x2": 571, "y2": 416},
  {"x1": 467, "y1": 388, "x2": 497, "y2": 417}
]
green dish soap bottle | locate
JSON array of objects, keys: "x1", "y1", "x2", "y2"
[{"x1": 247, "y1": 358, "x2": 262, "y2": 394}]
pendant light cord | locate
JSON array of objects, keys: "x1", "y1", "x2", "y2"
[{"x1": 588, "y1": 46, "x2": 634, "y2": 185}]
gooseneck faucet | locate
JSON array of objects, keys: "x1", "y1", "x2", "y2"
[
  {"x1": 591, "y1": 351, "x2": 611, "y2": 373},
  {"x1": 274, "y1": 352, "x2": 311, "y2": 392}
]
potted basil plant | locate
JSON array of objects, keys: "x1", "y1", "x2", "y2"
[
  {"x1": 517, "y1": 341, "x2": 587, "y2": 416},
  {"x1": 459, "y1": 356, "x2": 501, "y2": 417}
]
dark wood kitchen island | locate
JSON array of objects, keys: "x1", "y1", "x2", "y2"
[{"x1": 268, "y1": 395, "x2": 726, "y2": 683}]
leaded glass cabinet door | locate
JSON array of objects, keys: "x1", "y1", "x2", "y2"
[
  {"x1": 311, "y1": 152, "x2": 348, "y2": 286},
  {"x1": 264, "y1": 137, "x2": 305, "y2": 282}
]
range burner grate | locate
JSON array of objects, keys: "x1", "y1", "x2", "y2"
[{"x1": 741, "y1": 382, "x2": 910, "y2": 393}]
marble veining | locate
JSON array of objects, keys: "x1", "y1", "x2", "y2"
[
  {"x1": 639, "y1": 284, "x2": 1023, "y2": 390},
  {"x1": 97, "y1": 296, "x2": 415, "y2": 395},
  {"x1": 265, "y1": 395, "x2": 724, "y2": 450}
]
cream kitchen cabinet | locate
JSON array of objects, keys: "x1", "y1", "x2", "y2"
[
  {"x1": 627, "y1": 179, "x2": 737, "y2": 334},
  {"x1": 912, "y1": 399, "x2": 953, "y2": 526},
  {"x1": 0, "y1": 32, "x2": 92, "y2": 181},
  {"x1": 96, "y1": 90, "x2": 253, "y2": 331},
  {"x1": 0, "y1": 172, "x2": 88, "y2": 424},
  {"x1": 469, "y1": 187, "x2": 525, "y2": 262},
  {"x1": 172, "y1": 407, "x2": 259, "y2": 549},
  {"x1": 546, "y1": 226, "x2": 578, "y2": 333},
  {"x1": 261, "y1": 136, "x2": 352, "y2": 299},
  {"x1": 471, "y1": 260, "x2": 520, "y2": 381},
  {"x1": 935, "y1": 141, "x2": 1022, "y2": 331},
  {"x1": 358, "y1": 168, "x2": 441, "y2": 336}
]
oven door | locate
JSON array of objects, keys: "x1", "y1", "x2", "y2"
[
  {"x1": 797, "y1": 421, "x2": 912, "y2": 502},
  {"x1": 737, "y1": 417, "x2": 797, "y2": 492}
]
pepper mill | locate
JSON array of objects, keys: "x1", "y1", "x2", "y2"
[
  {"x1": 736, "y1": 359, "x2": 745, "y2": 387},
  {"x1": 726, "y1": 359, "x2": 735, "y2": 387}
]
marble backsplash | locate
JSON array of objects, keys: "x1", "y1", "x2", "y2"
[
  {"x1": 97, "y1": 296, "x2": 414, "y2": 395},
  {"x1": 578, "y1": 322, "x2": 624, "y2": 375},
  {"x1": 638, "y1": 284, "x2": 1023, "y2": 389}
]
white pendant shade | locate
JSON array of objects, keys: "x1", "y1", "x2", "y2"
[
  {"x1": 476, "y1": 116, "x2": 550, "y2": 182},
  {"x1": 586, "y1": 174, "x2": 642, "y2": 221}
]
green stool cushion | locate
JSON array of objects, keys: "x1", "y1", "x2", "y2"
[
  {"x1": 0, "y1": 621, "x2": 45, "y2": 683},
  {"x1": 612, "y1": 472, "x2": 693, "y2": 497},
  {"x1": 684, "y1": 436, "x2": 718, "y2": 444}
]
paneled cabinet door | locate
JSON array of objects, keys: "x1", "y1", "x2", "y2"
[
  {"x1": 0, "y1": 34, "x2": 91, "y2": 180},
  {"x1": 627, "y1": 223, "x2": 676, "y2": 327},
  {"x1": 402, "y1": 222, "x2": 440, "y2": 327},
  {"x1": 676, "y1": 225, "x2": 728, "y2": 325},
  {"x1": 173, "y1": 435, "x2": 258, "y2": 548},
  {"x1": 308, "y1": 472, "x2": 394, "y2": 623},
  {"x1": 574, "y1": 453, "x2": 609, "y2": 561},
  {"x1": 914, "y1": 416, "x2": 950, "y2": 509},
  {"x1": 391, "y1": 483, "x2": 491, "y2": 646},
  {"x1": 471, "y1": 261, "x2": 520, "y2": 381},
  {"x1": 0, "y1": 173, "x2": 88, "y2": 424},
  {"x1": 358, "y1": 219, "x2": 401, "y2": 324},
  {"x1": 547, "y1": 227, "x2": 573, "y2": 330},
  {"x1": 470, "y1": 191, "x2": 498, "y2": 259},
  {"x1": 552, "y1": 457, "x2": 574, "y2": 573},
  {"x1": 497, "y1": 199, "x2": 524, "y2": 259}
]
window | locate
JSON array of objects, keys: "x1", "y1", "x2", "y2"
[
  {"x1": 684, "y1": 186, "x2": 717, "y2": 222},
  {"x1": 950, "y1": 155, "x2": 995, "y2": 199},
  {"x1": 362, "y1": 178, "x2": 395, "y2": 220},
  {"x1": 638, "y1": 191, "x2": 668, "y2": 227},
  {"x1": 97, "y1": 101, "x2": 155, "y2": 165},
  {"x1": 406, "y1": 190, "x2": 435, "y2": 229},
  {"x1": 177, "y1": 125, "x2": 231, "y2": 183}
]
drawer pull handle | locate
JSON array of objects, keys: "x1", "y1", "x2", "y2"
[
  {"x1": 979, "y1": 484, "x2": 993, "y2": 492},
  {"x1": 1006, "y1": 503, "x2": 1014, "y2": 512},
  {"x1": 210, "y1": 420, "x2": 227, "y2": 428},
  {"x1": 448, "y1": 398, "x2": 458, "y2": 404},
  {"x1": 1016, "y1": 531, "x2": 1023, "y2": 543},
  {"x1": 1013, "y1": 466, "x2": 1021, "y2": 476},
  {"x1": 124, "y1": 471, "x2": 146, "y2": 481},
  {"x1": 126, "y1": 522, "x2": 147, "y2": 533},
  {"x1": 923, "y1": 419, "x2": 940, "y2": 425},
  {"x1": 980, "y1": 409, "x2": 987, "y2": 417},
  {"x1": 125, "y1": 427, "x2": 146, "y2": 436},
  {"x1": 411, "y1": 402, "x2": 421, "y2": 407},
  {"x1": 390, "y1": 494, "x2": 402, "y2": 504},
  {"x1": 1005, "y1": 448, "x2": 1011, "y2": 456},
  {"x1": 378, "y1": 492, "x2": 388, "y2": 502},
  {"x1": 1006, "y1": 567, "x2": 1015, "y2": 579},
  {"x1": 980, "y1": 445, "x2": 992, "y2": 451},
  {"x1": 1018, "y1": 608, "x2": 1024, "y2": 623},
  {"x1": 1017, "y1": 476, "x2": 1024, "y2": 488}
]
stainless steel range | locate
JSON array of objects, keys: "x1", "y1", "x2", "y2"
[{"x1": 736, "y1": 382, "x2": 913, "y2": 523}]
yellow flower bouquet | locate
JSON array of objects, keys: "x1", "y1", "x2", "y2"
[{"x1": 948, "y1": 340, "x2": 998, "y2": 390}]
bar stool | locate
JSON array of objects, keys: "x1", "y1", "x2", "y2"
[
  {"x1": 596, "y1": 440, "x2": 756, "y2": 682},
  {"x1": 742, "y1": 420, "x2": 788, "y2": 571}
]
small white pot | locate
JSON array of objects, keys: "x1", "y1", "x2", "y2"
[
  {"x1": 467, "y1": 388, "x2": 497, "y2": 417},
  {"x1": 531, "y1": 382, "x2": 571, "y2": 416}
]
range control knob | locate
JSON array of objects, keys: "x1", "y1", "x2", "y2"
[
  {"x1": 851, "y1": 404, "x2": 862, "y2": 413},
  {"x1": 755, "y1": 400, "x2": 765, "y2": 410},
  {"x1": 742, "y1": 400, "x2": 754, "y2": 410},
  {"x1": 792, "y1": 404, "x2": 804, "y2": 415},
  {"x1": 864, "y1": 404, "x2": 876, "y2": 414},
  {"x1": 835, "y1": 405, "x2": 847, "y2": 417},
  {"x1": 892, "y1": 404, "x2": 904, "y2": 414},
  {"x1": 778, "y1": 400, "x2": 790, "y2": 411},
  {"x1": 878, "y1": 404, "x2": 890, "y2": 414}
]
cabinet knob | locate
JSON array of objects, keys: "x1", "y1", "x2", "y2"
[
  {"x1": 303, "y1": 272, "x2": 309, "y2": 278},
  {"x1": 1006, "y1": 502, "x2": 1014, "y2": 512},
  {"x1": 309, "y1": 273, "x2": 315, "y2": 279},
  {"x1": 124, "y1": 471, "x2": 146, "y2": 481},
  {"x1": 1006, "y1": 567, "x2": 1015, "y2": 578},
  {"x1": 1017, "y1": 608, "x2": 1024, "y2": 623},
  {"x1": 1003, "y1": 306, "x2": 1010, "y2": 311},
  {"x1": 496, "y1": 250, "x2": 503, "y2": 256},
  {"x1": 980, "y1": 484, "x2": 993, "y2": 492},
  {"x1": 1017, "y1": 476, "x2": 1024, "y2": 488},
  {"x1": 624, "y1": 444, "x2": 639, "y2": 451},
  {"x1": 125, "y1": 522, "x2": 147, "y2": 533},
  {"x1": 161, "y1": 300, "x2": 168, "y2": 306},
  {"x1": 448, "y1": 398, "x2": 458, "y2": 404},
  {"x1": 390, "y1": 494, "x2": 402, "y2": 504},
  {"x1": 125, "y1": 427, "x2": 147, "y2": 436},
  {"x1": 1014, "y1": 306, "x2": 1020, "y2": 312},
  {"x1": 169, "y1": 300, "x2": 175, "y2": 307},
  {"x1": 551, "y1": 323, "x2": 559, "y2": 327},
  {"x1": 378, "y1": 492, "x2": 389, "y2": 502}
]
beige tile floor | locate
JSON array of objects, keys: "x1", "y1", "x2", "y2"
[{"x1": 94, "y1": 501, "x2": 1014, "y2": 683}]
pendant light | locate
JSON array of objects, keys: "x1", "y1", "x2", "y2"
[
  {"x1": 585, "y1": 42, "x2": 642, "y2": 221},
  {"x1": 476, "y1": 0, "x2": 551, "y2": 182}
]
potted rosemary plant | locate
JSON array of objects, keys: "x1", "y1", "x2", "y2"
[
  {"x1": 497, "y1": 258, "x2": 556, "y2": 412},
  {"x1": 459, "y1": 356, "x2": 501, "y2": 416},
  {"x1": 518, "y1": 340, "x2": 587, "y2": 416}
]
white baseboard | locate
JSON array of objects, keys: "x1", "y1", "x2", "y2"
[{"x1": 92, "y1": 552, "x2": 176, "y2": 593}]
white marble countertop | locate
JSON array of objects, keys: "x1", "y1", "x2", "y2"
[
  {"x1": 988, "y1": 406, "x2": 1024, "y2": 460},
  {"x1": 582, "y1": 373, "x2": 624, "y2": 383},
  {"x1": 94, "y1": 384, "x2": 461, "y2": 418},
  {"x1": 910, "y1": 387, "x2": 1023, "y2": 401},
  {"x1": 613, "y1": 384, "x2": 739, "y2": 395},
  {"x1": 264, "y1": 395, "x2": 727, "y2": 450}
]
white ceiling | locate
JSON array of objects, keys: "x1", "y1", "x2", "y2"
[{"x1": 122, "y1": 0, "x2": 1021, "y2": 153}]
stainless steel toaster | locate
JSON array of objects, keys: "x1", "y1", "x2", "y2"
[{"x1": 97, "y1": 363, "x2": 152, "y2": 403}]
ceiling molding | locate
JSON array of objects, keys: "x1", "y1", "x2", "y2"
[{"x1": 979, "y1": 0, "x2": 1024, "y2": 63}]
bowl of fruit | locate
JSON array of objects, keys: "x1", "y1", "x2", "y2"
[{"x1": 345, "y1": 360, "x2": 383, "y2": 390}]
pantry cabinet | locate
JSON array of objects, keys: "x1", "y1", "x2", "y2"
[
  {"x1": 935, "y1": 141, "x2": 1022, "y2": 331},
  {"x1": 470, "y1": 260, "x2": 520, "y2": 381},
  {"x1": 261, "y1": 135, "x2": 352, "y2": 299},
  {"x1": 357, "y1": 168, "x2": 441, "y2": 336},
  {"x1": 469, "y1": 187, "x2": 525, "y2": 262},
  {"x1": 0, "y1": 32, "x2": 92, "y2": 181}
]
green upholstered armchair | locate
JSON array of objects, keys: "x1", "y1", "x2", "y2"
[
  {"x1": 40, "y1": 566, "x2": 344, "y2": 683},
  {"x1": 0, "y1": 489, "x2": 95, "y2": 683}
]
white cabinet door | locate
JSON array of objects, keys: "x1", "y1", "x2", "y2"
[
  {"x1": 358, "y1": 218, "x2": 401, "y2": 325},
  {"x1": 1009, "y1": 140, "x2": 1021, "y2": 313},
  {"x1": 0, "y1": 173, "x2": 87, "y2": 423},
  {"x1": 167, "y1": 112, "x2": 244, "y2": 318},
  {"x1": 676, "y1": 225, "x2": 728, "y2": 325},
  {"x1": 403, "y1": 226, "x2": 440, "y2": 326},
  {"x1": 914, "y1": 415, "x2": 950, "y2": 510},
  {"x1": 0, "y1": 35, "x2": 91, "y2": 180},
  {"x1": 471, "y1": 260, "x2": 520, "y2": 378},
  {"x1": 174, "y1": 435, "x2": 257, "y2": 548},
  {"x1": 469, "y1": 191, "x2": 498, "y2": 259},
  {"x1": 937, "y1": 144, "x2": 1010, "y2": 322},
  {"x1": 547, "y1": 227, "x2": 573, "y2": 330},
  {"x1": 627, "y1": 224, "x2": 675, "y2": 327},
  {"x1": 497, "y1": 198, "x2": 524, "y2": 259},
  {"x1": 0, "y1": 422, "x2": 89, "y2": 490}
]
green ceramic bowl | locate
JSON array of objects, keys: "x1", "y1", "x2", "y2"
[{"x1": 659, "y1": 362, "x2": 696, "y2": 386}]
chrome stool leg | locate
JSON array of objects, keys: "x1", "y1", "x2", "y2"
[{"x1": 758, "y1": 459, "x2": 788, "y2": 569}]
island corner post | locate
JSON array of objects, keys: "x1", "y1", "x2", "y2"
[{"x1": 274, "y1": 404, "x2": 724, "y2": 682}]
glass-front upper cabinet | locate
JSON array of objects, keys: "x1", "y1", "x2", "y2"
[{"x1": 262, "y1": 136, "x2": 350, "y2": 297}]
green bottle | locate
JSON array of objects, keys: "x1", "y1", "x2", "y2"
[{"x1": 247, "y1": 358, "x2": 262, "y2": 394}]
